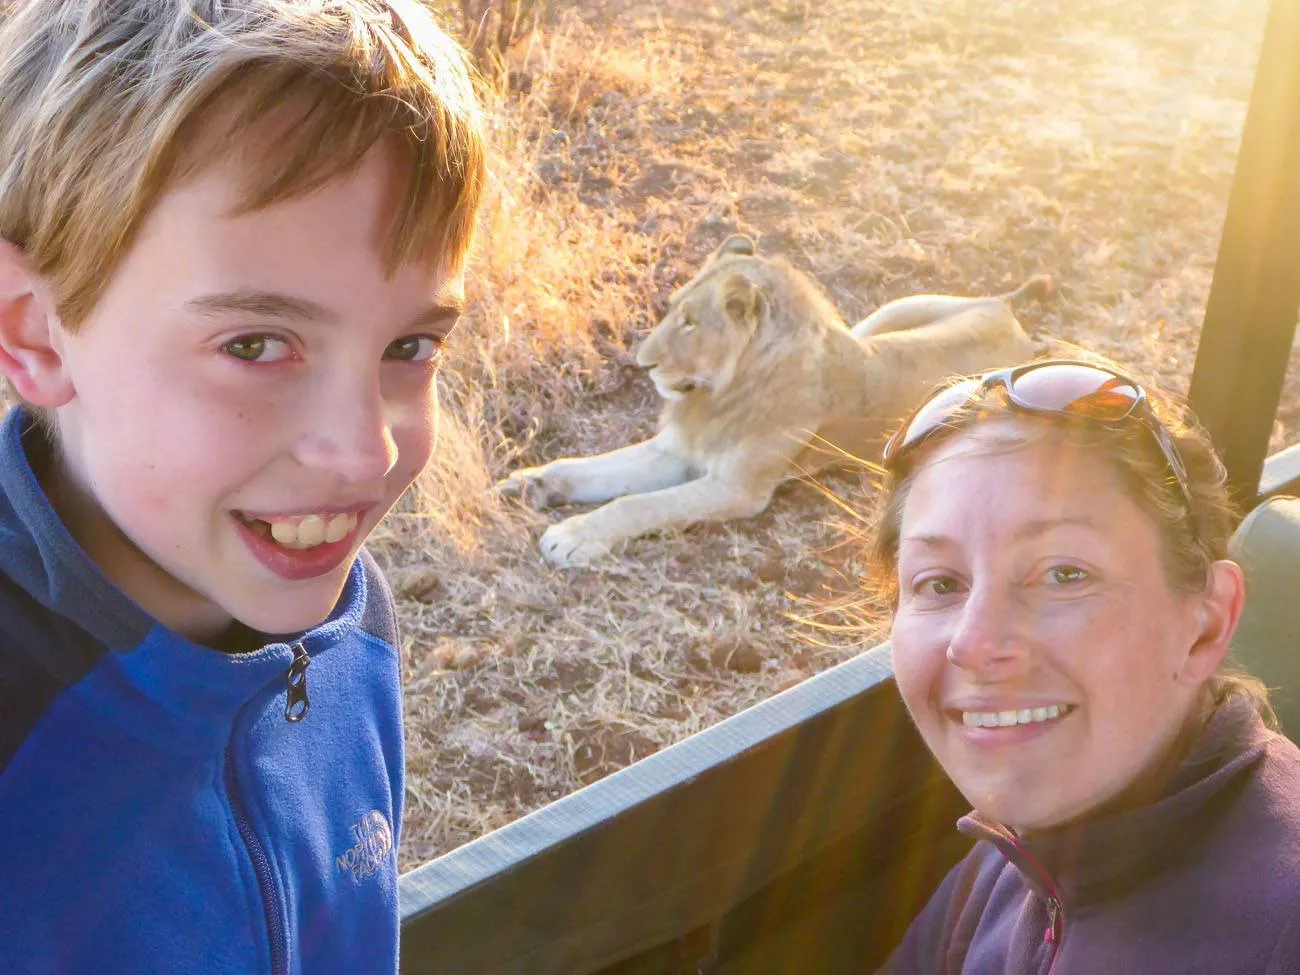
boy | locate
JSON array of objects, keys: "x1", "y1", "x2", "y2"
[{"x1": 0, "y1": 1, "x2": 485, "y2": 971}]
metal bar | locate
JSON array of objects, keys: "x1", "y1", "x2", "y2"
[
  {"x1": 398, "y1": 646, "x2": 965, "y2": 974},
  {"x1": 400, "y1": 648, "x2": 895, "y2": 915},
  {"x1": 1260, "y1": 442, "x2": 1300, "y2": 499},
  {"x1": 1188, "y1": 0, "x2": 1300, "y2": 507}
]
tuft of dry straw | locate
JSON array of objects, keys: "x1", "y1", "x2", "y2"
[
  {"x1": 4, "y1": 0, "x2": 1278, "y2": 867},
  {"x1": 390, "y1": 0, "x2": 1282, "y2": 866}
]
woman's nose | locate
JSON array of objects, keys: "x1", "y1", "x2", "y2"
[{"x1": 945, "y1": 584, "x2": 1030, "y2": 675}]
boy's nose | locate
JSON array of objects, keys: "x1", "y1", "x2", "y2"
[
  {"x1": 294, "y1": 379, "x2": 398, "y2": 483},
  {"x1": 945, "y1": 584, "x2": 1030, "y2": 676}
]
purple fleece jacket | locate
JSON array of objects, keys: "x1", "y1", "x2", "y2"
[{"x1": 878, "y1": 695, "x2": 1300, "y2": 974}]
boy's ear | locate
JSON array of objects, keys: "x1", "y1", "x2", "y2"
[{"x1": 0, "y1": 239, "x2": 74, "y2": 408}]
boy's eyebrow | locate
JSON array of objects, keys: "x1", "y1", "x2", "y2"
[{"x1": 185, "y1": 288, "x2": 465, "y2": 330}]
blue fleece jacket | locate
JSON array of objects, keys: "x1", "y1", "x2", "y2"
[
  {"x1": 878, "y1": 695, "x2": 1300, "y2": 974},
  {"x1": 0, "y1": 408, "x2": 406, "y2": 974}
]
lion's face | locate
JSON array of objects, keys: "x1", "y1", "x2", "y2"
[
  {"x1": 634, "y1": 294, "x2": 744, "y2": 400},
  {"x1": 636, "y1": 236, "x2": 765, "y2": 401}
]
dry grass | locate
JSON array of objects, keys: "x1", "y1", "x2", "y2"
[
  {"x1": 377, "y1": 0, "x2": 1290, "y2": 869},
  {"x1": 0, "y1": 0, "x2": 1282, "y2": 870}
]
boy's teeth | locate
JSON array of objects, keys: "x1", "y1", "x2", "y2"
[
  {"x1": 260, "y1": 512, "x2": 357, "y2": 550},
  {"x1": 962, "y1": 704, "x2": 1066, "y2": 728},
  {"x1": 270, "y1": 520, "x2": 299, "y2": 545},
  {"x1": 324, "y1": 514, "x2": 352, "y2": 543},
  {"x1": 299, "y1": 515, "x2": 326, "y2": 547}
]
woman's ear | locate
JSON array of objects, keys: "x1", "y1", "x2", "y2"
[
  {"x1": 1178, "y1": 559, "x2": 1246, "y2": 686},
  {"x1": 0, "y1": 240, "x2": 74, "y2": 407}
]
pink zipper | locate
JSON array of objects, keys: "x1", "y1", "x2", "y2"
[{"x1": 1011, "y1": 837, "x2": 1065, "y2": 973}]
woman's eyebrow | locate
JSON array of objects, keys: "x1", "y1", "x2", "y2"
[
  {"x1": 901, "y1": 516, "x2": 1098, "y2": 549},
  {"x1": 899, "y1": 533, "x2": 951, "y2": 548},
  {"x1": 1011, "y1": 515, "x2": 1099, "y2": 541}
]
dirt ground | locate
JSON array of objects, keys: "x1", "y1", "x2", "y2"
[
  {"x1": 374, "y1": 0, "x2": 1296, "y2": 870},
  {"x1": 0, "y1": 0, "x2": 1283, "y2": 875}
]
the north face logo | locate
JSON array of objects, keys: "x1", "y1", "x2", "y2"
[{"x1": 336, "y1": 810, "x2": 394, "y2": 881}]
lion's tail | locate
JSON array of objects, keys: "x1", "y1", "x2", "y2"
[
  {"x1": 998, "y1": 273, "x2": 1054, "y2": 306},
  {"x1": 850, "y1": 274, "x2": 1054, "y2": 340}
]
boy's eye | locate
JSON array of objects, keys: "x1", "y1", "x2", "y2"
[
  {"x1": 223, "y1": 335, "x2": 293, "y2": 363},
  {"x1": 385, "y1": 335, "x2": 443, "y2": 362}
]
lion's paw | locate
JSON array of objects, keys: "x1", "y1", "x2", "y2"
[
  {"x1": 496, "y1": 467, "x2": 559, "y2": 511},
  {"x1": 539, "y1": 516, "x2": 616, "y2": 568}
]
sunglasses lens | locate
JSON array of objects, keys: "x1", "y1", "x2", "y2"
[
  {"x1": 889, "y1": 379, "x2": 982, "y2": 460},
  {"x1": 1010, "y1": 363, "x2": 1140, "y2": 420},
  {"x1": 885, "y1": 360, "x2": 1193, "y2": 509}
]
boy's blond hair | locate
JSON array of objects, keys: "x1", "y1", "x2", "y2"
[{"x1": 0, "y1": 0, "x2": 486, "y2": 331}]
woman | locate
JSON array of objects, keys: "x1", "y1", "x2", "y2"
[{"x1": 870, "y1": 359, "x2": 1300, "y2": 973}]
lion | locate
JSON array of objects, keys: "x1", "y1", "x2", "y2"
[{"x1": 498, "y1": 235, "x2": 1050, "y2": 566}]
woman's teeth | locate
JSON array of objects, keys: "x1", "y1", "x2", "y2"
[
  {"x1": 961, "y1": 704, "x2": 1071, "y2": 728},
  {"x1": 244, "y1": 512, "x2": 358, "y2": 549}
]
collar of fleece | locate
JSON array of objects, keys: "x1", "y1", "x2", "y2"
[{"x1": 958, "y1": 693, "x2": 1275, "y2": 907}]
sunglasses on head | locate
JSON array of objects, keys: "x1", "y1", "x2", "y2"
[{"x1": 882, "y1": 359, "x2": 1194, "y2": 508}]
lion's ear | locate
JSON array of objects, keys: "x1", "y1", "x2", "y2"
[
  {"x1": 714, "y1": 234, "x2": 756, "y2": 259},
  {"x1": 722, "y1": 273, "x2": 765, "y2": 329}
]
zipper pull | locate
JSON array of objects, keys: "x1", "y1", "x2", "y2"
[
  {"x1": 1044, "y1": 896, "x2": 1062, "y2": 944},
  {"x1": 284, "y1": 642, "x2": 311, "y2": 723}
]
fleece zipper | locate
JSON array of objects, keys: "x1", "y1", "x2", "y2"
[
  {"x1": 1010, "y1": 837, "x2": 1066, "y2": 974},
  {"x1": 223, "y1": 641, "x2": 311, "y2": 974},
  {"x1": 225, "y1": 739, "x2": 289, "y2": 975}
]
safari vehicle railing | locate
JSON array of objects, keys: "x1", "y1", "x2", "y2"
[
  {"x1": 399, "y1": 649, "x2": 968, "y2": 974},
  {"x1": 397, "y1": 0, "x2": 1300, "y2": 970}
]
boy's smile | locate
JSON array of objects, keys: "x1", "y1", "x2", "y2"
[
  {"x1": 232, "y1": 508, "x2": 368, "y2": 581},
  {"x1": 22, "y1": 140, "x2": 461, "y2": 643}
]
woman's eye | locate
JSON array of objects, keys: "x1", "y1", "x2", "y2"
[
  {"x1": 1045, "y1": 565, "x2": 1089, "y2": 585},
  {"x1": 913, "y1": 575, "x2": 960, "y2": 597},
  {"x1": 385, "y1": 335, "x2": 443, "y2": 363},
  {"x1": 223, "y1": 335, "x2": 293, "y2": 363}
]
